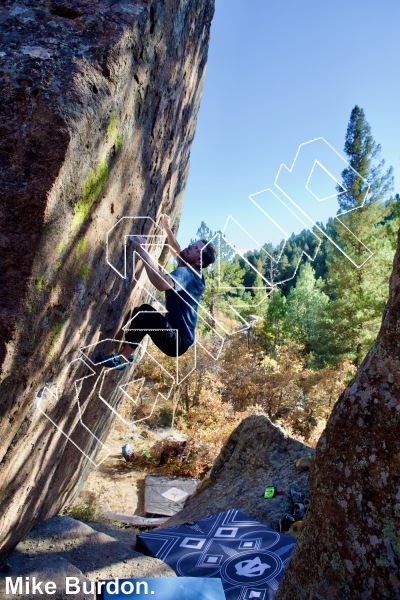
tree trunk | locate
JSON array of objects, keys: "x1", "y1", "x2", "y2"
[{"x1": 276, "y1": 229, "x2": 400, "y2": 598}]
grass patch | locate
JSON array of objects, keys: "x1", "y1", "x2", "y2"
[
  {"x1": 62, "y1": 502, "x2": 99, "y2": 523},
  {"x1": 72, "y1": 155, "x2": 108, "y2": 232},
  {"x1": 27, "y1": 304, "x2": 33, "y2": 313}
]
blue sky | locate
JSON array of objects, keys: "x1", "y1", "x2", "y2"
[{"x1": 178, "y1": 0, "x2": 400, "y2": 249}]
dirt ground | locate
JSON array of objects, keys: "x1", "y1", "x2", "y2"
[{"x1": 72, "y1": 421, "x2": 187, "y2": 518}]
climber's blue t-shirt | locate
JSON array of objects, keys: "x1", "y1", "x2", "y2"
[{"x1": 165, "y1": 258, "x2": 205, "y2": 346}]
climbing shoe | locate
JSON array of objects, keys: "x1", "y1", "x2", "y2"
[
  {"x1": 288, "y1": 489, "x2": 304, "y2": 504},
  {"x1": 279, "y1": 513, "x2": 296, "y2": 533},
  {"x1": 293, "y1": 502, "x2": 306, "y2": 520},
  {"x1": 95, "y1": 353, "x2": 131, "y2": 370}
]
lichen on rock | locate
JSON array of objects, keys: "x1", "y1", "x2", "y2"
[{"x1": 71, "y1": 153, "x2": 109, "y2": 231}]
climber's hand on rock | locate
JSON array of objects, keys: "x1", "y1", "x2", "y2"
[
  {"x1": 129, "y1": 236, "x2": 147, "y2": 253},
  {"x1": 161, "y1": 214, "x2": 171, "y2": 230}
]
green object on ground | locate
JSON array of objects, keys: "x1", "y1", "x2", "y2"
[
  {"x1": 264, "y1": 485, "x2": 284, "y2": 499},
  {"x1": 264, "y1": 486, "x2": 276, "y2": 499}
]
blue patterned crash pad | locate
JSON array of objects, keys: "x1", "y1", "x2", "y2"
[
  {"x1": 136, "y1": 509, "x2": 295, "y2": 600},
  {"x1": 97, "y1": 577, "x2": 225, "y2": 599}
]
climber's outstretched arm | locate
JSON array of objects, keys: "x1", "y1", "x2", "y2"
[
  {"x1": 131, "y1": 236, "x2": 174, "y2": 292},
  {"x1": 161, "y1": 214, "x2": 181, "y2": 259}
]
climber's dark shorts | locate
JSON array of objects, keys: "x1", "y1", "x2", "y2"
[{"x1": 123, "y1": 304, "x2": 190, "y2": 357}]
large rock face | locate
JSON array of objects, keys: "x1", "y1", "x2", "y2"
[
  {"x1": 276, "y1": 231, "x2": 400, "y2": 598},
  {"x1": 0, "y1": 0, "x2": 214, "y2": 561},
  {"x1": 1, "y1": 516, "x2": 175, "y2": 599},
  {"x1": 164, "y1": 415, "x2": 312, "y2": 531}
]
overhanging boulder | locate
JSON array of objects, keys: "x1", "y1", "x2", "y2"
[{"x1": 0, "y1": 0, "x2": 215, "y2": 561}]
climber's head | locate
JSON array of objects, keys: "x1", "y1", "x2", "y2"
[{"x1": 180, "y1": 239, "x2": 216, "y2": 269}]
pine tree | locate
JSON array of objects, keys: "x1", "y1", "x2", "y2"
[
  {"x1": 194, "y1": 222, "x2": 245, "y2": 323},
  {"x1": 262, "y1": 242, "x2": 281, "y2": 289},
  {"x1": 338, "y1": 106, "x2": 393, "y2": 211},
  {"x1": 239, "y1": 271, "x2": 269, "y2": 319},
  {"x1": 382, "y1": 193, "x2": 400, "y2": 251},
  {"x1": 324, "y1": 106, "x2": 395, "y2": 366},
  {"x1": 286, "y1": 262, "x2": 329, "y2": 363},
  {"x1": 261, "y1": 288, "x2": 288, "y2": 352}
]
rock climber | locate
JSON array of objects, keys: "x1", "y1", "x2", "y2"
[{"x1": 96, "y1": 214, "x2": 216, "y2": 369}]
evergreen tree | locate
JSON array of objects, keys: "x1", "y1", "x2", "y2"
[
  {"x1": 194, "y1": 222, "x2": 245, "y2": 322},
  {"x1": 262, "y1": 242, "x2": 281, "y2": 289},
  {"x1": 286, "y1": 262, "x2": 329, "y2": 364},
  {"x1": 338, "y1": 106, "x2": 393, "y2": 211},
  {"x1": 239, "y1": 271, "x2": 269, "y2": 319},
  {"x1": 381, "y1": 193, "x2": 400, "y2": 251},
  {"x1": 239, "y1": 251, "x2": 266, "y2": 294},
  {"x1": 261, "y1": 288, "x2": 288, "y2": 352},
  {"x1": 324, "y1": 106, "x2": 395, "y2": 366}
]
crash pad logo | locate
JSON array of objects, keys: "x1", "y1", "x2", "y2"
[
  {"x1": 235, "y1": 556, "x2": 271, "y2": 577},
  {"x1": 222, "y1": 551, "x2": 281, "y2": 585}
]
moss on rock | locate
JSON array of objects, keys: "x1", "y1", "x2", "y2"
[{"x1": 72, "y1": 155, "x2": 108, "y2": 232}]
